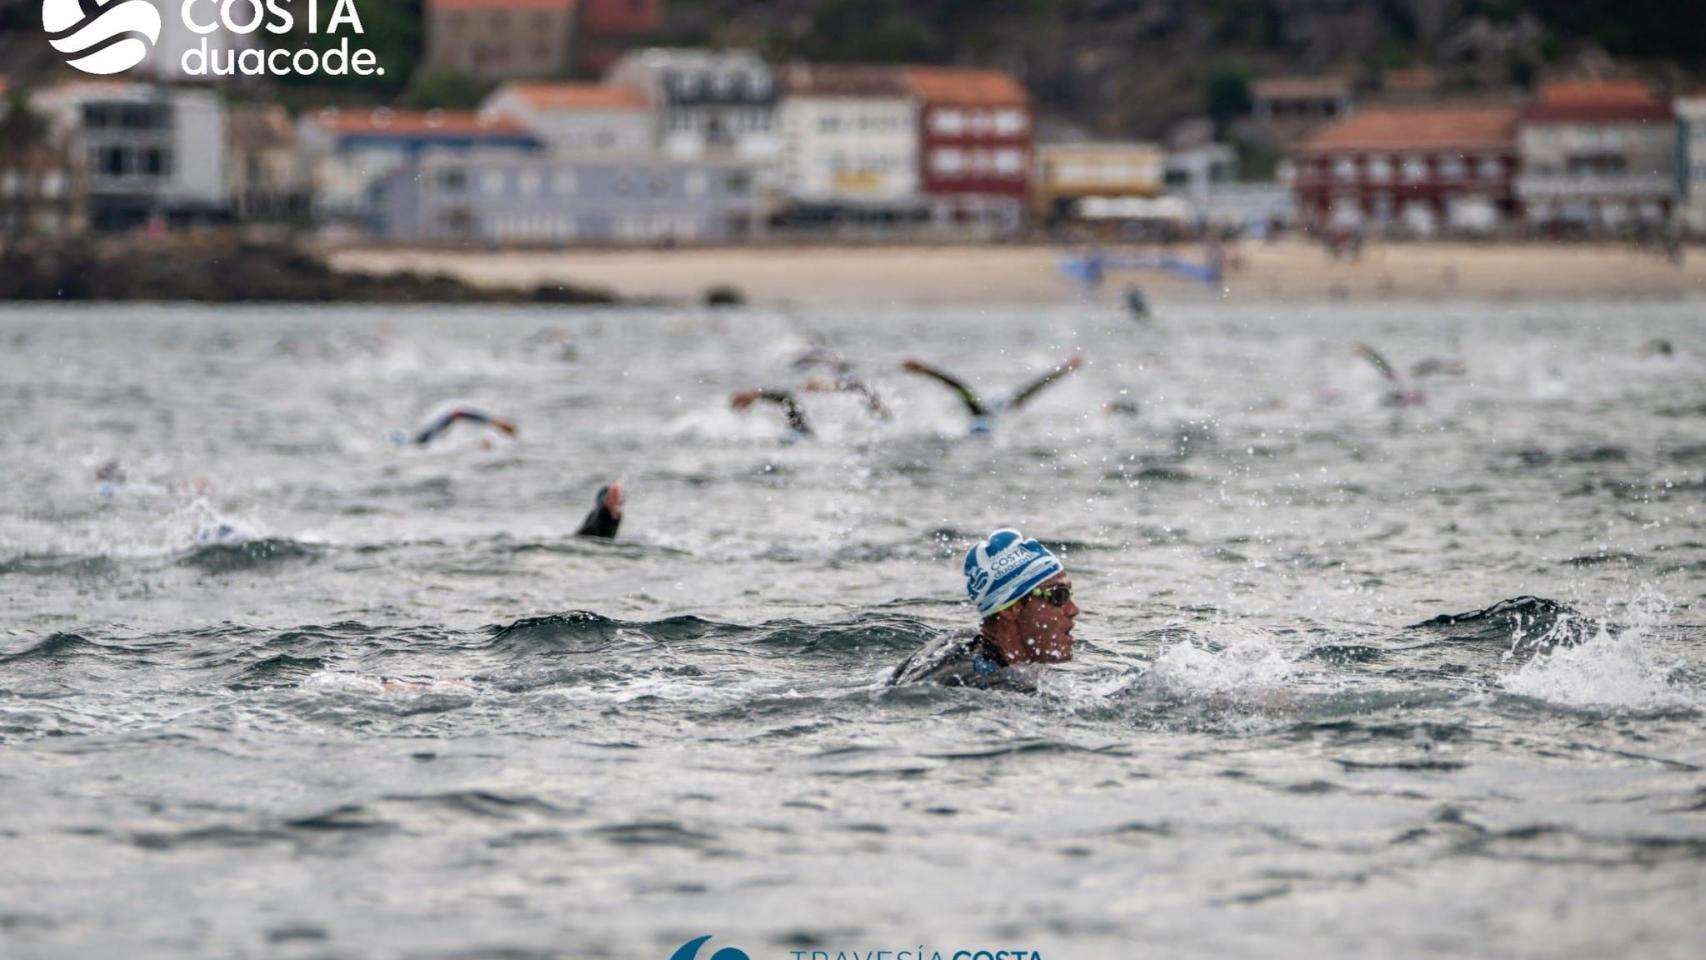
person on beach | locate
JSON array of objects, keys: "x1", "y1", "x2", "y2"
[
  {"x1": 575, "y1": 481, "x2": 624, "y2": 539},
  {"x1": 888, "y1": 529, "x2": 1079, "y2": 691},
  {"x1": 391, "y1": 405, "x2": 519, "y2": 447},
  {"x1": 899, "y1": 355, "x2": 1085, "y2": 435}
]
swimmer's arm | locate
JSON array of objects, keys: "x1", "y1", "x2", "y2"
[
  {"x1": 1353, "y1": 343, "x2": 1398, "y2": 382},
  {"x1": 410, "y1": 410, "x2": 462, "y2": 445},
  {"x1": 900, "y1": 360, "x2": 987, "y2": 417},
  {"x1": 806, "y1": 378, "x2": 891, "y2": 421},
  {"x1": 1009, "y1": 356, "x2": 1084, "y2": 410},
  {"x1": 750, "y1": 389, "x2": 813, "y2": 436}
]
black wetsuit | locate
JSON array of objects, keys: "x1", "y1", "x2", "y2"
[
  {"x1": 904, "y1": 361, "x2": 1080, "y2": 421},
  {"x1": 575, "y1": 488, "x2": 621, "y2": 539},
  {"x1": 411, "y1": 408, "x2": 501, "y2": 446},
  {"x1": 750, "y1": 389, "x2": 813, "y2": 437},
  {"x1": 886, "y1": 632, "x2": 1037, "y2": 692}
]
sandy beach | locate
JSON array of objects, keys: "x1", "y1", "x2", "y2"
[{"x1": 329, "y1": 239, "x2": 1706, "y2": 307}]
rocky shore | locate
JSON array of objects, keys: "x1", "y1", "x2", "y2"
[{"x1": 0, "y1": 236, "x2": 619, "y2": 304}]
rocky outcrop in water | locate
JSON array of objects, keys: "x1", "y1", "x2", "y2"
[{"x1": 0, "y1": 237, "x2": 618, "y2": 304}]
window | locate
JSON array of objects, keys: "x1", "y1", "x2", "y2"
[
  {"x1": 819, "y1": 115, "x2": 840, "y2": 133},
  {"x1": 92, "y1": 146, "x2": 128, "y2": 175},
  {"x1": 120, "y1": 105, "x2": 163, "y2": 129},
  {"x1": 1366, "y1": 156, "x2": 1393, "y2": 183},
  {"x1": 931, "y1": 148, "x2": 965, "y2": 175},
  {"x1": 517, "y1": 171, "x2": 542, "y2": 196},
  {"x1": 1476, "y1": 156, "x2": 1503, "y2": 179},
  {"x1": 930, "y1": 110, "x2": 965, "y2": 135},
  {"x1": 725, "y1": 171, "x2": 750, "y2": 194},
  {"x1": 993, "y1": 149, "x2": 1024, "y2": 175},
  {"x1": 1437, "y1": 155, "x2": 1465, "y2": 180},
  {"x1": 483, "y1": 170, "x2": 506, "y2": 195},
  {"x1": 552, "y1": 171, "x2": 576, "y2": 195},
  {"x1": 994, "y1": 109, "x2": 1027, "y2": 135},
  {"x1": 140, "y1": 147, "x2": 170, "y2": 176},
  {"x1": 439, "y1": 168, "x2": 468, "y2": 192},
  {"x1": 1401, "y1": 156, "x2": 1429, "y2": 182},
  {"x1": 83, "y1": 104, "x2": 113, "y2": 129},
  {"x1": 1333, "y1": 157, "x2": 1358, "y2": 181},
  {"x1": 685, "y1": 171, "x2": 707, "y2": 196}
]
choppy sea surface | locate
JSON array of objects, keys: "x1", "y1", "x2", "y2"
[{"x1": 1, "y1": 300, "x2": 1703, "y2": 960}]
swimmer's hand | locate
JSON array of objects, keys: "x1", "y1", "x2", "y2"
[
  {"x1": 730, "y1": 390, "x2": 759, "y2": 410},
  {"x1": 1063, "y1": 355, "x2": 1085, "y2": 371},
  {"x1": 491, "y1": 417, "x2": 518, "y2": 437},
  {"x1": 900, "y1": 358, "x2": 927, "y2": 373}
]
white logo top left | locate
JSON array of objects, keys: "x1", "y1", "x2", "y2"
[{"x1": 44, "y1": 0, "x2": 162, "y2": 75}]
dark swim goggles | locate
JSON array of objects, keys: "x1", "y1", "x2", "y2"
[{"x1": 1027, "y1": 583, "x2": 1074, "y2": 607}]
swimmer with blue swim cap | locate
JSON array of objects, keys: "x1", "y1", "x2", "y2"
[
  {"x1": 899, "y1": 355, "x2": 1084, "y2": 436},
  {"x1": 888, "y1": 528, "x2": 1079, "y2": 690}
]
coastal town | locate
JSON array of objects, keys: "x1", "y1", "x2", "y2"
[{"x1": 2, "y1": 0, "x2": 1704, "y2": 250}]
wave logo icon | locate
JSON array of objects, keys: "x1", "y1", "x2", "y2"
[
  {"x1": 669, "y1": 935, "x2": 750, "y2": 960},
  {"x1": 43, "y1": 0, "x2": 161, "y2": 75}
]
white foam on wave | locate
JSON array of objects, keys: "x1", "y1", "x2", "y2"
[
  {"x1": 1500, "y1": 594, "x2": 1692, "y2": 711},
  {"x1": 1146, "y1": 623, "x2": 1298, "y2": 701},
  {"x1": 303, "y1": 671, "x2": 475, "y2": 696}
]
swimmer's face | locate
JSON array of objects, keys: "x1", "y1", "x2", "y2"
[{"x1": 1010, "y1": 571, "x2": 1077, "y2": 663}]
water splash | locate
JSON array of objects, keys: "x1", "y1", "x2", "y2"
[{"x1": 1501, "y1": 592, "x2": 1693, "y2": 711}]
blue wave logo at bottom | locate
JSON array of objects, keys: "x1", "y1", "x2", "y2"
[{"x1": 671, "y1": 935, "x2": 750, "y2": 960}]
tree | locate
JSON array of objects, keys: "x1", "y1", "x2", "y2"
[
  {"x1": 1205, "y1": 64, "x2": 1253, "y2": 139},
  {"x1": 402, "y1": 71, "x2": 493, "y2": 111}
]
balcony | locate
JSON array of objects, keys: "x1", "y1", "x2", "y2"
[{"x1": 1516, "y1": 173, "x2": 1673, "y2": 200}]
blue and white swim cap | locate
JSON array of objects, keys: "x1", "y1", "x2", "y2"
[{"x1": 964, "y1": 528, "x2": 1063, "y2": 617}]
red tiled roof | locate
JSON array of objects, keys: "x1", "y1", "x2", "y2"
[
  {"x1": 779, "y1": 63, "x2": 909, "y2": 98},
  {"x1": 429, "y1": 0, "x2": 576, "y2": 11},
  {"x1": 1524, "y1": 79, "x2": 1671, "y2": 123},
  {"x1": 903, "y1": 67, "x2": 1028, "y2": 107},
  {"x1": 311, "y1": 109, "x2": 532, "y2": 137},
  {"x1": 1302, "y1": 106, "x2": 1518, "y2": 152},
  {"x1": 1255, "y1": 76, "x2": 1350, "y2": 101},
  {"x1": 496, "y1": 82, "x2": 648, "y2": 110}
]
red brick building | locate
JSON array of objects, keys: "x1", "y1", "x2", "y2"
[
  {"x1": 903, "y1": 66, "x2": 1032, "y2": 230},
  {"x1": 1292, "y1": 105, "x2": 1520, "y2": 236},
  {"x1": 575, "y1": 0, "x2": 663, "y2": 77}
]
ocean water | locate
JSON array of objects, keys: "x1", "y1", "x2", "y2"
[{"x1": 1, "y1": 301, "x2": 1702, "y2": 960}]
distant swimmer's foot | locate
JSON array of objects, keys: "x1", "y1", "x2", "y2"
[{"x1": 576, "y1": 480, "x2": 624, "y2": 539}]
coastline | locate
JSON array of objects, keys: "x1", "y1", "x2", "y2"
[{"x1": 329, "y1": 239, "x2": 1706, "y2": 307}]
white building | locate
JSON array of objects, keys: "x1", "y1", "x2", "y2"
[
  {"x1": 32, "y1": 81, "x2": 225, "y2": 230},
  {"x1": 606, "y1": 48, "x2": 778, "y2": 164},
  {"x1": 1675, "y1": 95, "x2": 1706, "y2": 234},
  {"x1": 1517, "y1": 80, "x2": 1675, "y2": 231},
  {"x1": 775, "y1": 64, "x2": 918, "y2": 208},
  {"x1": 479, "y1": 82, "x2": 653, "y2": 155}
]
